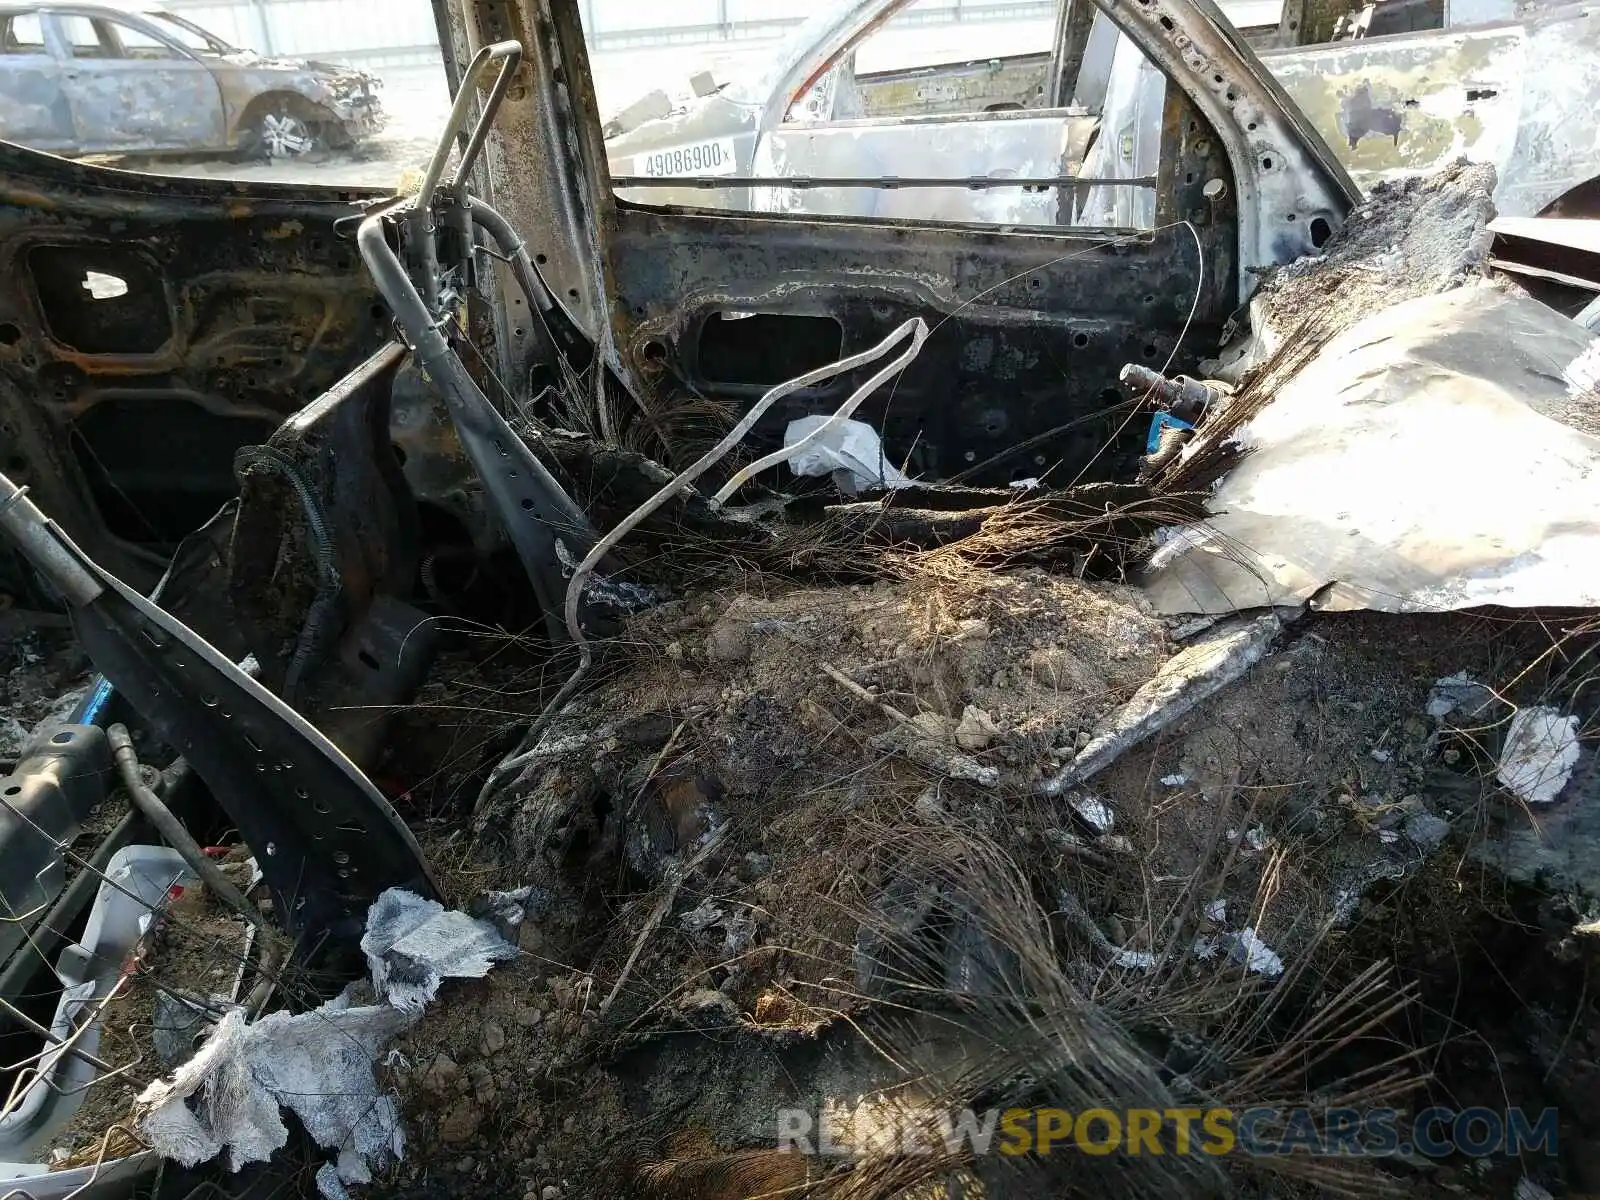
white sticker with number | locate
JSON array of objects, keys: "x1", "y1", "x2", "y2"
[{"x1": 633, "y1": 137, "x2": 740, "y2": 178}]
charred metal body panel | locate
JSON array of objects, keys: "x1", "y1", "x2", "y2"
[
  {"x1": 609, "y1": 110, "x2": 1237, "y2": 484},
  {"x1": 456, "y1": 0, "x2": 1344, "y2": 489},
  {"x1": 229, "y1": 342, "x2": 440, "y2": 765},
  {"x1": 1266, "y1": 3, "x2": 1600, "y2": 217},
  {"x1": 0, "y1": 142, "x2": 391, "y2": 597},
  {"x1": 0, "y1": 470, "x2": 442, "y2": 947},
  {"x1": 856, "y1": 50, "x2": 1055, "y2": 117}
]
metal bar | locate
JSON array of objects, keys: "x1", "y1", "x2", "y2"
[
  {"x1": 0, "y1": 997, "x2": 115, "y2": 1075},
  {"x1": 414, "y1": 40, "x2": 522, "y2": 208},
  {"x1": 611, "y1": 174, "x2": 1158, "y2": 189},
  {"x1": 356, "y1": 215, "x2": 598, "y2": 646},
  {"x1": 1488, "y1": 256, "x2": 1600, "y2": 293},
  {"x1": 452, "y1": 43, "x2": 525, "y2": 189},
  {"x1": 0, "y1": 476, "x2": 102, "y2": 608}
]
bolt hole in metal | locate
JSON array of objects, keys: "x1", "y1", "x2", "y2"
[{"x1": 1310, "y1": 216, "x2": 1334, "y2": 247}]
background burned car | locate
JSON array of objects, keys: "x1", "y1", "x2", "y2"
[{"x1": 0, "y1": 2, "x2": 384, "y2": 159}]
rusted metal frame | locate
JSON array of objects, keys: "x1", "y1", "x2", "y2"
[
  {"x1": 413, "y1": 39, "x2": 524, "y2": 209},
  {"x1": 1052, "y1": 0, "x2": 1105, "y2": 104},
  {"x1": 444, "y1": 0, "x2": 644, "y2": 422},
  {"x1": 1088, "y1": 0, "x2": 1358, "y2": 294},
  {"x1": 466, "y1": 197, "x2": 590, "y2": 366}
]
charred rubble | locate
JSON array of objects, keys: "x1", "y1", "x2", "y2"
[{"x1": 0, "y1": 8, "x2": 1598, "y2": 1200}]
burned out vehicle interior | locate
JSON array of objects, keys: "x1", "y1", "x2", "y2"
[
  {"x1": 21, "y1": 0, "x2": 1557, "y2": 1191},
  {"x1": 0, "y1": 0, "x2": 1347, "y2": 580}
]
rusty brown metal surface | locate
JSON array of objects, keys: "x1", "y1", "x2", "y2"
[{"x1": 0, "y1": 140, "x2": 392, "y2": 594}]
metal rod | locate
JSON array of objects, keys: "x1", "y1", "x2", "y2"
[
  {"x1": 467, "y1": 199, "x2": 589, "y2": 362},
  {"x1": 106, "y1": 725, "x2": 264, "y2": 931},
  {"x1": 414, "y1": 39, "x2": 523, "y2": 209},
  {"x1": 611, "y1": 174, "x2": 1159, "y2": 190},
  {"x1": 0, "y1": 473, "x2": 102, "y2": 607},
  {"x1": 453, "y1": 44, "x2": 524, "y2": 189},
  {"x1": 0, "y1": 996, "x2": 115, "y2": 1075}
]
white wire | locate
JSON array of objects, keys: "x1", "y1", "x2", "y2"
[
  {"x1": 710, "y1": 318, "x2": 929, "y2": 505},
  {"x1": 474, "y1": 317, "x2": 929, "y2": 811},
  {"x1": 562, "y1": 316, "x2": 927, "y2": 645}
]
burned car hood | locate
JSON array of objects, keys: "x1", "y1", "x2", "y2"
[{"x1": 221, "y1": 49, "x2": 378, "y2": 85}]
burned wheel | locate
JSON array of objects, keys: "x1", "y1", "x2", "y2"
[
  {"x1": 259, "y1": 111, "x2": 315, "y2": 158},
  {"x1": 243, "y1": 101, "x2": 324, "y2": 161}
]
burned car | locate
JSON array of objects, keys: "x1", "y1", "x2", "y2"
[
  {"x1": 0, "y1": 0, "x2": 1598, "y2": 1195},
  {"x1": 604, "y1": 0, "x2": 1600, "y2": 222},
  {"x1": 0, "y1": 2, "x2": 385, "y2": 160}
]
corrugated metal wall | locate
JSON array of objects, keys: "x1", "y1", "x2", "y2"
[{"x1": 154, "y1": 0, "x2": 1054, "y2": 66}]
